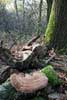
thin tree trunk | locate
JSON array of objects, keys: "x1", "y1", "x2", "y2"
[
  {"x1": 14, "y1": 0, "x2": 21, "y2": 34},
  {"x1": 37, "y1": 0, "x2": 43, "y2": 34},
  {"x1": 22, "y1": 0, "x2": 25, "y2": 33},
  {"x1": 14, "y1": 0, "x2": 19, "y2": 19},
  {"x1": 14, "y1": 0, "x2": 23, "y2": 41}
]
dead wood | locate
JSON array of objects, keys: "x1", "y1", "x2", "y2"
[
  {"x1": 0, "y1": 66, "x2": 11, "y2": 84},
  {"x1": 27, "y1": 35, "x2": 40, "y2": 46},
  {"x1": 50, "y1": 61, "x2": 64, "y2": 67},
  {"x1": 0, "y1": 39, "x2": 67, "y2": 86},
  {"x1": 50, "y1": 61, "x2": 67, "y2": 72},
  {"x1": 10, "y1": 35, "x2": 40, "y2": 50},
  {"x1": 10, "y1": 71, "x2": 48, "y2": 93},
  {"x1": 0, "y1": 43, "x2": 47, "y2": 82},
  {"x1": 0, "y1": 47, "x2": 15, "y2": 67},
  {"x1": 45, "y1": 53, "x2": 56, "y2": 64}
]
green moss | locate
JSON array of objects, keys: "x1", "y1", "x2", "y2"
[
  {"x1": 41, "y1": 65, "x2": 62, "y2": 86},
  {"x1": 45, "y1": 2, "x2": 55, "y2": 44}
]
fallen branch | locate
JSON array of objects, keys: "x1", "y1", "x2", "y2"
[
  {"x1": 27, "y1": 35, "x2": 40, "y2": 46},
  {"x1": 50, "y1": 61, "x2": 64, "y2": 67},
  {"x1": 45, "y1": 53, "x2": 56, "y2": 64}
]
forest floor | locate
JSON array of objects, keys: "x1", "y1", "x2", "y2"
[{"x1": 0, "y1": 35, "x2": 67, "y2": 100}]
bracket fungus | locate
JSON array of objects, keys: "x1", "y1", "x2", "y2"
[{"x1": 10, "y1": 71, "x2": 48, "y2": 93}]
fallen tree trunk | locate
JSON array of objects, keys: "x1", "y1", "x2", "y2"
[
  {"x1": 11, "y1": 43, "x2": 47, "y2": 71},
  {"x1": 0, "y1": 44, "x2": 44, "y2": 68},
  {"x1": 0, "y1": 43, "x2": 47, "y2": 83}
]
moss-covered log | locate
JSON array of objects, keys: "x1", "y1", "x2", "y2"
[
  {"x1": 0, "y1": 65, "x2": 61, "y2": 100},
  {"x1": 45, "y1": 0, "x2": 67, "y2": 51}
]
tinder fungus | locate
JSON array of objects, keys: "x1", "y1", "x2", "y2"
[{"x1": 10, "y1": 71, "x2": 48, "y2": 93}]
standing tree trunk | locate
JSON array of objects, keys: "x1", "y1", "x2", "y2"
[
  {"x1": 22, "y1": 0, "x2": 25, "y2": 33},
  {"x1": 45, "y1": 0, "x2": 67, "y2": 51},
  {"x1": 14, "y1": 0, "x2": 19, "y2": 20},
  {"x1": 46, "y1": 0, "x2": 52, "y2": 21},
  {"x1": 14, "y1": 0, "x2": 21, "y2": 33},
  {"x1": 37, "y1": 0, "x2": 43, "y2": 34}
]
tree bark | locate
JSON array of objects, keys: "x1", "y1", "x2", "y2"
[
  {"x1": 14, "y1": 0, "x2": 19, "y2": 20},
  {"x1": 14, "y1": 0, "x2": 20, "y2": 33},
  {"x1": 37, "y1": 0, "x2": 43, "y2": 34},
  {"x1": 22, "y1": 0, "x2": 25, "y2": 33},
  {"x1": 46, "y1": 0, "x2": 52, "y2": 21},
  {"x1": 45, "y1": 0, "x2": 67, "y2": 51}
]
